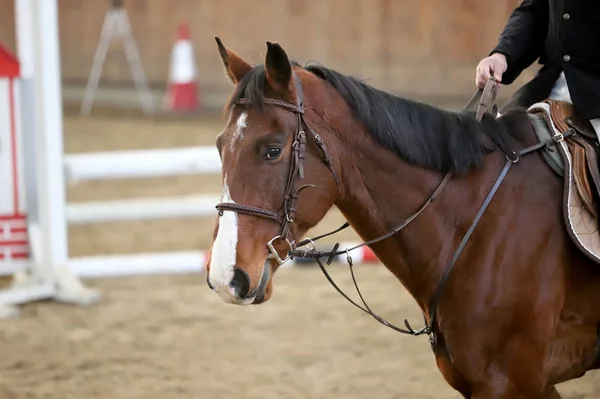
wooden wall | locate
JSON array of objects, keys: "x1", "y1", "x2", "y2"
[{"x1": 0, "y1": 0, "x2": 531, "y2": 102}]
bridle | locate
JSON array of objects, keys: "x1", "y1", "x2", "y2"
[
  {"x1": 215, "y1": 75, "x2": 571, "y2": 349},
  {"x1": 215, "y1": 73, "x2": 339, "y2": 264}
]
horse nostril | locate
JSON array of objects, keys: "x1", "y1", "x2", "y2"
[
  {"x1": 206, "y1": 274, "x2": 215, "y2": 291},
  {"x1": 230, "y1": 268, "x2": 250, "y2": 298}
]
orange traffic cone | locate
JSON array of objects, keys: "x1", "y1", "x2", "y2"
[{"x1": 165, "y1": 23, "x2": 200, "y2": 112}]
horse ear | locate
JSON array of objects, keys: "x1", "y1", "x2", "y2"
[
  {"x1": 265, "y1": 41, "x2": 295, "y2": 100},
  {"x1": 215, "y1": 37, "x2": 253, "y2": 85}
]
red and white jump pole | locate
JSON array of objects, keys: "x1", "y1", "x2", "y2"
[{"x1": 0, "y1": 44, "x2": 27, "y2": 265}]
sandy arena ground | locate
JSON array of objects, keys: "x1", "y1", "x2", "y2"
[{"x1": 0, "y1": 115, "x2": 599, "y2": 398}]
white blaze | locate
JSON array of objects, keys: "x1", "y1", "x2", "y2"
[
  {"x1": 208, "y1": 177, "x2": 239, "y2": 298},
  {"x1": 230, "y1": 112, "x2": 247, "y2": 151}
]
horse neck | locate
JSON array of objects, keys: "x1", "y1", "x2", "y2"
[{"x1": 329, "y1": 120, "x2": 474, "y2": 308}]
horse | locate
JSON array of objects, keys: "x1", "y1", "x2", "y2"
[{"x1": 204, "y1": 37, "x2": 600, "y2": 398}]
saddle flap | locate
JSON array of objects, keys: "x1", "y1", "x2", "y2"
[
  {"x1": 581, "y1": 138, "x2": 600, "y2": 202},
  {"x1": 573, "y1": 135, "x2": 600, "y2": 213},
  {"x1": 567, "y1": 139, "x2": 598, "y2": 218},
  {"x1": 544, "y1": 98, "x2": 574, "y2": 133}
]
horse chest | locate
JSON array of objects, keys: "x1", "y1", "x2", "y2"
[{"x1": 433, "y1": 337, "x2": 471, "y2": 397}]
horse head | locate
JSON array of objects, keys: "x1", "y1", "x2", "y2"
[{"x1": 205, "y1": 38, "x2": 339, "y2": 305}]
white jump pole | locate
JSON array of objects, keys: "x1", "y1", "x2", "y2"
[
  {"x1": 33, "y1": 0, "x2": 68, "y2": 276},
  {"x1": 66, "y1": 194, "x2": 220, "y2": 224},
  {"x1": 63, "y1": 146, "x2": 221, "y2": 182},
  {"x1": 67, "y1": 251, "x2": 207, "y2": 278},
  {"x1": 31, "y1": 0, "x2": 100, "y2": 305}
]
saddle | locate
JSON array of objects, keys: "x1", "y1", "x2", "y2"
[
  {"x1": 527, "y1": 98, "x2": 600, "y2": 265},
  {"x1": 530, "y1": 99, "x2": 600, "y2": 216}
]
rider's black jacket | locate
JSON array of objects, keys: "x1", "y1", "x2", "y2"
[{"x1": 491, "y1": 0, "x2": 600, "y2": 119}]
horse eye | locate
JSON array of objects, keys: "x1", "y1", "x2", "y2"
[{"x1": 265, "y1": 147, "x2": 282, "y2": 160}]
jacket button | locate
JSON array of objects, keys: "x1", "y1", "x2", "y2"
[
  {"x1": 563, "y1": 54, "x2": 571, "y2": 62},
  {"x1": 563, "y1": 13, "x2": 570, "y2": 20}
]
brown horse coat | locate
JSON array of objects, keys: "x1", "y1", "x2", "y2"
[{"x1": 205, "y1": 38, "x2": 600, "y2": 398}]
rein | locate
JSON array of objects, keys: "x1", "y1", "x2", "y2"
[{"x1": 215, "y1": 76, "x2": 571, "y2": 347}]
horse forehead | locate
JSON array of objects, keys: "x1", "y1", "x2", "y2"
[
  {"x1": 226, "y1": 108, "x2": 286, "y2": 139},
  {"x1": 226, "y1": 111, "x2": 248, "y2": 152},
  {"x1": 220, "y1": 110, "x2": 264, "y2": 166}
]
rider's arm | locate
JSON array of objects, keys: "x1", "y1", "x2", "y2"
[{"x1": 490, "y1": 0, "x2": 549, "y2": 85}]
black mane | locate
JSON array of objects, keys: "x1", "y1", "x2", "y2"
[{"x1": 227, "y1": 62, "x2": 531, "y2": 174}]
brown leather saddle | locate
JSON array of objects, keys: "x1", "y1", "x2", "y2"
[{"x1": 540, "y1": 99, "x2": 600, "y2": 218}]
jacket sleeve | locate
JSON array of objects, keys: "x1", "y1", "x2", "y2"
[{"x1": 490, "y1": 0, "x2": 549, "y2": 84}]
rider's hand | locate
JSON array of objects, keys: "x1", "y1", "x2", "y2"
[{"x1": 476, "y1": 53, "x2": 507, "y2": 89}]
